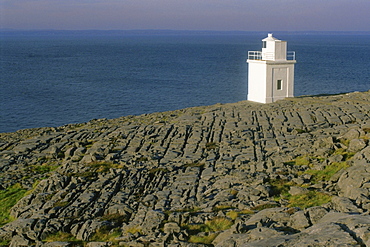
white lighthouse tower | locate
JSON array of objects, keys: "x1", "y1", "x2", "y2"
[{"x1": 247, "y1": 33, "x2": 296, "y2": 103}]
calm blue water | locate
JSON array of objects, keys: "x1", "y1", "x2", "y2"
[{"x1": 1, "y1": 31, "x2": 369, "y2": 133}]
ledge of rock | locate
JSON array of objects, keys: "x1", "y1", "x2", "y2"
[{"x1": 1, "y1": 90, "x2": 370, "y2": 246}]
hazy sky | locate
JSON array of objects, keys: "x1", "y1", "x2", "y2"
[{"x1": 1, "y1": 0, "x2": 369, "y2": 31}]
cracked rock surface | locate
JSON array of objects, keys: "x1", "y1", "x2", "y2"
[{"x1": 1, "y1": 91, "x2": 370, "y2": 246}]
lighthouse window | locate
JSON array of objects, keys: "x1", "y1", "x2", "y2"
[
  {"x1": 277, "y1": 80, "x2": 283, "y2": 90},
  {"x1": 262, "y1": 41, "x2": 266, "y2": 48}
]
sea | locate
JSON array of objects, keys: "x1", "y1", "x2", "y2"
[{"x1": 1, "y1": 30, "x2": 369, "y2": 133}]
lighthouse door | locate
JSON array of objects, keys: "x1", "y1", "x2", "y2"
[{"x1": 272, "y1": 67, "x2": 288, "y2": 101}]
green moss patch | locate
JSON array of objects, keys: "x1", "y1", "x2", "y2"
[
  {"x1": 0, "y1": 183, "x2": 27, "y2": 226},
  {"x1": 304, "y1": 162, "x2": 349, "y2": 182},
  {"x1": 43, "y1": 231, "x2": 82, "y2": 245},
  {"x1": 90, "y1": 226, "x2": 121, "y2": 243},
  {"x1": 288, "y1": 191, "x2": 331, "y2": 209},
  {"x1": 188, "y1": 233, "x2": 218, "y2": 245},
  {"x1": 205, "y1": 142, "x2": 219, "y2": 150},
  {"x1": 268, "y1": 178, "x2": 296, "y2": 197},
  {"x1": 251, "y1": 203, "x2": 279, "y2": 211},
  {"x1": 184, "y1": 217, "x2": 233, "y2": 244}
]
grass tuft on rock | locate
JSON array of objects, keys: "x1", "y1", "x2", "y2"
[
  {"x1": 0, "y1": 240, "x2": 10, "y2": 246},
  {"x1": 32, "y1": 163, "x2": 59, "y2": 174},
  {"x1": 90, "y1": 226, "x2": 121, "y2": 244},
  {"x1": 185, "y1": 217, "x2": 233, "y2": 232},
  {"x1": 188, "y1": 233, "x2": 218, "y2": 245},
  {"x1": 213, "y1": 205, "x2": 235, "y2": 212},
  {"x1": 184, "y1": 217, "x2": 233, "y2": 244},
  {"x1": 251, "y1": 203, "x2": 279, "y2": 211},
  {"x1": 268, "y1": 178, "x2": 296, "y2": 197},
  {"x1": 125, "y1": 226, "x2": 143, "y2": 235},
  {"x1": 304, "y1": 161, "x2": 350, "y2": 182},
  {"x1": 0, "y1": 183, "x2": 27, "y2": 227},
  {"x1": 225, "y1": 209, "x2": 254, "y2": 220},
  {"x1": 288, "y1": 191, "x2": 331, "y2": 208},
  {"x1": 205, "y1": 142, "x2": 219, "y2": 150},
  {"x1": 205, "y1": 217, "x2": 234, "y2": 232},
  {"x1": 43, "y1": 231, "x2": 82, "y2": 245}
]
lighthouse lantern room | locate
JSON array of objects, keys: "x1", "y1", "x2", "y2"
[{"x1": 247, "y1": 33, "x2": 296, "y2": 103}]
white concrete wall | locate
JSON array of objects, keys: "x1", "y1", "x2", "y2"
[
  {"x1": 247, "y1": 60, "x2": 267, "y2": 103},
  {"x1": 262, "y1": 41, "x2": 275, "y2": 60},
  {"x1": 275, "y1": 41, "x2": 287, "y2": 61},
  {"x1": 272, "y1": 67, "x2": 288, "y2": 102},
  {"x1": 266, "y1": 62, "x2": 295, "y2": 103},
  {"x1": 263, "y1": 41, "x2": 287, "y2": 61},
  {"x1": 248, "y1": 60, "x2": 295, "y2": 103}
]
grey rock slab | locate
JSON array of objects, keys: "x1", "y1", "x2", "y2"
[
  {"x1": 106, "y1": 204, "x2": 134, "y2": 216},
  {"x1": 289, "y1": 210, "x2": 311, "y2": 230},
  {"x1": 76, "y1": 220, "x2": 113, "y2": 241},
  {"x1": 42, "y1": 242, "x2": 72, "y2": 247},
  {"x1": 337, "y1": 164, "x2": 370, "y2": 200},
  {"x1": 86, "y1": 242, "x2": 111, "y2": 247},
  {"x1": 214, "y1": 234, "x2": 254, "y2": 247},
  {"x1": 305, "y1": 206, "x2": 328, "y2": 225},
  {"x1": 1, "y1": 218, "x2": 36, "y2": 237},
  {"x1": 294, "y1": 222, "x2": 360, "y2": 246},
  {"x1": 348, "y1": 138, "x2": 367, "y2": 152},
  {"x1": 9, "y1": 234, "x2": 32, "y2": 247},
  {"x1": 241, "y1": 221, "x2": 360, "y2": 246},
  {"x1": 118, "y1": 241, "x2": 145, "y2": 247},
  {"x1": 140, "y1": 210, "x2": 166, "y2": 235},
  {"x1": 240, "y1": 234, "x2": 298, "y2": 247},
  {"x1": 341, "y1": 129, "x2": 362, "y2": 140},
  {"x1": 331, "y1": 196, "x2": 363, "y2": 213},
  {"x1": 352, "y1": 146, "x2": 370, "y2": 162},
  {"x1": 247, "y1": 227, "x2": 284, "y2": 242},
  {"x1": 244, "y1": 207, "x2": 291, "y2": 228},
  {"x1": 163, "y1": 222, "x2": 181, "y2": 234},
  {"x1": 288, "y1": 186, "x2": 309, "y2": 196}
]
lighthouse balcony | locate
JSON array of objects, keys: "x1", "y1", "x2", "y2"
[{"x1": 248, "y1": 51, "x2": 295, "y2": 61}]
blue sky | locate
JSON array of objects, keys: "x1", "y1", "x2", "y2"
[{"x1": 1, "y1": 0, "x2": 369, "y2": 31}]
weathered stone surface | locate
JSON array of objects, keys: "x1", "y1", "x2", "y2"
[
  {"x1": 163, "y1": 222, "x2": 181, "y2": 234},
  {"x1": 86, "y1": 242, "x2": 111, "y2": 247},
  {"x1": 331, "y1": 196, "x2": 362, "y2": 213},
  {"x1": 43, "y1": 242, "x2": 72, "y2": 247},
  {"x1": 289, "y1": 210, "x2": 310, "y2": 230},
  {"x1": 0, "y1": 91, "x2": 370, "y2": 246},
  {"x1": 305, "y1": 206, "x2": 328, "y2": 225},
  {"x1": 289, "y1": 186, "x2": 309, "y2": 196},
  {"x1": 337, "y1": 163, "x2": 370, "y2": 200},
  {"x1": 9, "y1": 235, "x2": 32, "y2": 247},
  {"x1": 348, "y1": 138, "x2": 367, "y2": 152}
]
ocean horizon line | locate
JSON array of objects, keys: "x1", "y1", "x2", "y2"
[{"x1": 1, "y1": 29, "x2": 370, "y2": 36}]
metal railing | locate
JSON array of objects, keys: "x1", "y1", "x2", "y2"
[
  {"x1": 248, "y1": 51, "x2": 262, "y2": 60},
  {"x1": 248, "y1": 51, "x2": 296, "y2": 61},
  {"x1": 287, "y1": 51, "x2": 296, "y2": 60}
]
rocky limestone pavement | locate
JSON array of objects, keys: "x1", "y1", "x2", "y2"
[{"x1": 0, "y1": 91, "x2": 370, "y2": 246}]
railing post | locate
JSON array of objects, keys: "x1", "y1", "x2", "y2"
[
  {"x1": 248, "y1": 51, "x2": 262, "y2": 60},
  {"x1": 287, "y1": 51, "x2": 295, "y2": 60}
]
